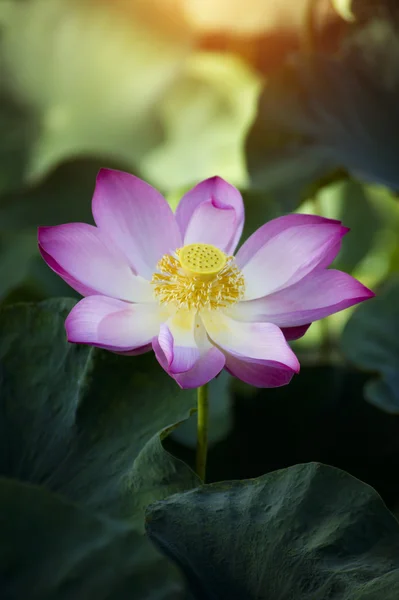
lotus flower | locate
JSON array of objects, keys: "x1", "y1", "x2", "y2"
[{"x1": 38, "y1": 169, "x2": 373, "y2": 389}]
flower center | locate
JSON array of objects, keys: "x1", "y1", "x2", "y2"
[{"x1": 151, "y1": 243, "x2": 245, "y2": 311}]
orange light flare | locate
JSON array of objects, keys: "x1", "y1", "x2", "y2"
[
  {"x1": 92, "y1": 0, "x2": 349, "y2": 74},
  {"x1": 193, "y1": 0, "x2": 350, "y2": 74}
]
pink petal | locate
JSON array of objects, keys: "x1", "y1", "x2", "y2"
[
  {"x1": 231, "y1": 269, "x2": 374, "y2": 327},
  {"x1": 38, "y1": 224, "x2": 153, "y2": 302},
  {"x1": 235, "y1": 214, "x2": 344, "y2": 268},
  {"x1": 175, "y1": 176, "x2": 244, "y2": 253},
  {"x1": 225, "y1": 354, "x2": 297, "y2": 388},
  {"x1": 153, "y1": 338, "x2": 225, "y2": 389},
  {"x1": 92, "y1": 169, "x2": 182, "y2": 279},
  {"x1": 238, "y1": 219, "x2": 348, "y2": 300},
  {"x1": 65, "y1": 296, "x2": 163, "y2": 350},
  {"x1": 39, "y1": 246, "x2": 100, "y2": 298},
  {"x1": 202, "y1": 312, "x2": 300, "y2": 372},
  {"x1": 157, "y1": 312, "x2": 200, "y2": 375}
]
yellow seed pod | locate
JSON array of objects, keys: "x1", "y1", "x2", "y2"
[{"x1": 178, "y1": 243, "x2": 227, "y2": 277}]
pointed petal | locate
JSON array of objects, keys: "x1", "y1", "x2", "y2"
[
  {"x1": 235, "y1": 214, "x2": 345, "y2": 268},
  {"x1": 38, "y1": 223, "x2": 154, "y2": 302},
  {"x1": 231, "y1": 269, "x2": 375, "y2": 327},
  {"x1": 202, "y1": 311, "x2": 300, "y2": 372},
  {"x1": 238, "y1": 218, "x2": 348, "y2": 300},
  {"x1": 65, "y1": 296, "x2": 163, "y2": 350},
  {"x1": 92, "y1": 169, "x2": 182, "y2": 279},
  {"x1": 175, "y1": 176, "x2": 244, "y2": 253},
  {"x1": 225, "y1": 354, "x2": 297, "y2": 387}
]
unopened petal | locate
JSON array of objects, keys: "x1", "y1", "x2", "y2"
[
  {"x1": 238, "y1": 217, "x2": 348, "y2": 300},
  {"x1": 175, "y1": 176, "x2": 244, "y2": 253},
  {"x1": 65, "y1": 296, "x2": 163, "y2": 350},
  {"x1": 92, "y1": 169, "x2": 182, "y2": 279},
  {"x1": 38, "y1": 223, "x2": 153, "y2": 302},
  {"x1": 231, "y1": 269, "x2": 374, "y2": 327},
  {"x1": 202, "y1": 311, "x2": 300, "y2": 372}
]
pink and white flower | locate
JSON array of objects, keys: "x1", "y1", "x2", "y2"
[{"x1": 38, "y1": 169, "x2": 374, "y2": 389}]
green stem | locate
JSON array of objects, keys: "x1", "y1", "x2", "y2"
[{"x1": 196, "y1": 384, "x2": 209, "y2": 482}]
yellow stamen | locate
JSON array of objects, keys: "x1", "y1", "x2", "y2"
[{"x1": 151, "y1": 243, "x2": 245, "y2": 311}]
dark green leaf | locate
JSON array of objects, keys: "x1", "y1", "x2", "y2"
[
  {"x1": 246, "y1": 20, "x2": 399, "y2": 195},
  {"x1": 0, "y1": 478, "x2": 184, "y2": 600},
  {"x1": 245, "y1": 63, "x2": 338, "y2": 209},
  {"x1": 0, "y1": 298, "x2": 200, "y2": 597},
  {"x1": 0, "y1": 158, "x2": 120, "y2": 230},
  {"x1": 341, "y1": 276, "x2": 399, "y2": 414},
  {"x1": 246, "y1": 121, "x2": 335, "y2": 212},
  {"x1": 299, "y1": 46, "x2": 399, "y2": 190},
  {"x1": 147, "y1": 462, "x2": 399, "y2": 599},
  {"x1": 0, "y1": 298, "x2": 199, "y2": 522}
]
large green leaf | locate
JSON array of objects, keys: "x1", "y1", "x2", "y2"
[
  {"x1": 341, "y1": 276, "x2": 399, "y2": 414},
  {"x1": 0, "y1": 298, "x2": 199, "y2": 520},
  {"x1": 0, "y1": 478, "x2": 184, "y2": 600},
  {"x1": 147, "y1": 462, "x2": 399, "y2": 599},
  {"x1": 0, "y1": 298, "x2": 199, "y2": 597}
]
